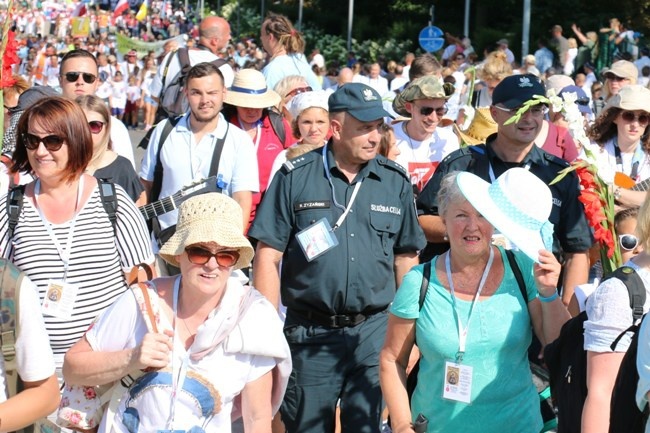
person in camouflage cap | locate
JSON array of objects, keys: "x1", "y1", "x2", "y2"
[{"x1": 391, "y1": 75, "x2": 459, "y2": 195}]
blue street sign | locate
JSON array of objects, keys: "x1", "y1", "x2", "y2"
[{"x1": 419, "y1": 25, "x2": 445, "y2": 53}]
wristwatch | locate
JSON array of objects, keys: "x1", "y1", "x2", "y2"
[{"x1": 614, "y1": 187, "x2": 622, "y2": 200}]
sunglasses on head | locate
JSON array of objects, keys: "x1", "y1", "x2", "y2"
[
  {"x1": 185, "y1": 246, "x2": 240, "y2": 267},
  {"x1": 88, "y1": 120, "x2": 105, "y2": 134},
  {"x1": 63, "y1": 71, "x2": 97, "y2": 84},
  {"x1": 621, "y1": 111, "x2": 650, "y2": 125},
  {"x1": 606, "y1": 74, "x2": 629, "y2": 82},
  {"x1": 22, "y1": 133, "x2": 66, "y2": 151},
  {"x1": 619, "y1": 234, "x2": 639, "y2": 251},
  {"x1": 575, "y1": 97, "x2": 590, "y2": 106},
  {"x1": 416, "y1": 105, "x2": 448, "y2": 117},
  {"x1": 286, "y1": 86, "x2": 312, "y2": 99}
]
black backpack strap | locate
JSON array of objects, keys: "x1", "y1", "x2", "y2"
[
  {"x1": 158, "y1": 48, "x2": 179, "y2": 99},
  {"x1": 5, "y1": 185, "x2": 25, "y2": 258},
  {"x1": 97, "y1": 178, "x2": 118, "y2": 235},
  {"x1": 150, "y1": 115, "x2": 182, "y2": 203},
  {"x1": 419, "y1": 261, "x2": 432, "y2": 310},
  {"x1": 505, "y1": 249, "x2": 528, "y2": 302},
  {"x1": 207, "y1": 122, "x2": 229, "y2": 180},
  {"x1": 608, "y1": 266, "x2": 647, "y2": 351},
  {"x1": 268, "y1": 108, "x2": 287, "y2": 145}
]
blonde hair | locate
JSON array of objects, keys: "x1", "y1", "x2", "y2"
[
  {"x1": 478, "y1": 51, "x2": 512, "y2": 82},
  {"x1": 568, "y1": 38, "x2": 578, "y2": 49},
  {"x1": 637, "y1": 194, "x2": 650, "y2": 251}
]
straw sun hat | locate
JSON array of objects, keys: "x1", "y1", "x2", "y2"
[
  {"x1": 453, "y1": 107, "x2": 498, "y2": 146},
  {"x1": 224, "y1": 69, "x2": 281, "y2": 109},
  {"x1": 455, "y1": 167, "x2": 554, "y2": 263},
  {"x1": 158, "y1": 193, "x2": 254, "y2": 270}
]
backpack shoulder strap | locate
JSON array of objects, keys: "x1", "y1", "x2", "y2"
[
  {"x1": 150, "y1": 115, "x2": 182, "y2": 202},
  {"x1": 97, "y1": 178, "x2": 118, "y2": 235},
  {"x1": 6, "y1": 184, "x2": 25, "y2": 247},
  {"x1": 418, "y1": 261, "x2": 432, "y2": 310},
  {"x1": 268, "y1": 108, "x2": 287, "y2": 145},
  {"x1": 505, "y1": 249, "x2": 528, "y2": 302},
  {"x1": 159, "y1": 48, "x2": 180, "y2": 94},
  {"x1": 612, "y1": 266, "x2": 646, "y2": 322},
  {"x1": 0, "y1": 259, "x2": 24, "y2": 398},
  {"x1": 207, "y1": 121, "x2": 229, "y2": 180},
  {"x1": 177, "y1": 47, "x2": 190, "y2": 72}
]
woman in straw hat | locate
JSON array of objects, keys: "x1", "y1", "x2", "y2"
[
  {"x1": 64, "y1": 193, "x2": 290, "y2": 433},
  {"x1": 587, "y1": 84, "x2": 650, "y2": 208},
  {"x1": 223, "y1": 68, "x2": 293, "y2": 228},
  {"x1": 381, "y1": 168, "x2": 570, "y2": 433}
]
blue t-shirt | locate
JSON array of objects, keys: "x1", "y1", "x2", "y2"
[
  {"x1": 390, "y1": 247, "x2": 542, "y2": 433},
  {"x1": 262, "y1": 54, "x2": 323, "y2": 92}
]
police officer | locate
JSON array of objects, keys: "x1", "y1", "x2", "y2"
[
  {"x1": 418, "y1": 73, "x2": 593, "y2": 309},
  {"x1": 249, "y1": 83, "x2": 426, "y2": 433}
]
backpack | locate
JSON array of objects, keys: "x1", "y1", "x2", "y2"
[
  {"x1": 544, "y1": 266, "x2": 646, "y2": 433},
  {"x1": 6, "y1": 178, "x2": 118, "y2": 245},
  {"x1": 156, "y1": 48, "x2": 228, "y2": 121}
]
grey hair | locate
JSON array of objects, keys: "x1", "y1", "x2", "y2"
[{"x1": 437, "y1": 171, "x2": 467, "y2": 217}]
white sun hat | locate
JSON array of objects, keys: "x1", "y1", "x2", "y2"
[
  {"x1": 224, "y1": 68, "x2": 281, "y2": 109},
  {"x1": 455, "y1": 167, "x2": 554, "y2": 263}
]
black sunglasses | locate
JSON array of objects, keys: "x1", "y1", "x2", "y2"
[
  {"x1": 286, "y1": 86, "x2": 313, "y2": 99},
  {"x1": 63, "y1": 71, "x2": 97, "y2": 84},
  {"x1": 185, "y1": 246, "x2": 240, "y2": 267},
  {"x1": 619, "y1": 234, "x2": 639, "y2": 251},
  {"x1": 416, "y1": 105, "x2": 448, "y2": 117},
  {"x1": 22, "y1": 133, "x2": 66, "y2": 151},
  {"x1": 575, "y1": 97, "x2": 590, "y2": 106},
  {"x1": 621, "y1": 111, "x2": 650, "y2": 125},
  {"x1": 88, "y1": 121, "x2": 105, "y2": 134}
]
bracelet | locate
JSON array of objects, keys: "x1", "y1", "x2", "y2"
[
  {"x1": 614, "y1": 187, "x2": 622, "y2": 200},
  {"x1": 539, "y1": 290, "x2": 559, "y2": 303}
]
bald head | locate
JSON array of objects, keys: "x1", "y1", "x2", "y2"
[
  {"x1": 199, "y1": 16, "x2": 231, "y2": 53},
  {"x1": 338, "y1": 67, "x2": 353, "y2": 85}
]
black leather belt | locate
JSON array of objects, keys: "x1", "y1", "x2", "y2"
[{"x1": 293, "y1": 308, "x2": 384, "y2": 328}]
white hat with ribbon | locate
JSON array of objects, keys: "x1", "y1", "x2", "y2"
[{"x1": 455, "y1": 167, "x2": 554, "y2": 263}]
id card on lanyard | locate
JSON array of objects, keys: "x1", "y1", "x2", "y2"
[
  {"x1": 441, "y1": 247, "x2": 494, "y2": 404},
  {"x1": 38, "y1": 177, "x2": 84, "y2": 320}
]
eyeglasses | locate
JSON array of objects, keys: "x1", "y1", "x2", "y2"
[
  {"x1": 620, "y1": 111, "x2": 650, "y2": 126},
  {"x1": 22, "y1": 133, "x2": 66, "y2": 151},
  {"x1": 286, "y1": 86, "x2": 312, "y2": 99},
  {"x1": 88, "y1": 120, "x2": 105, "y2": 134},
  {"x1": 493, "y1": 104, "x2": 548, "y2": 117},
  {"x1": 619, "y1": 234, "x2": 639, "y2": 251},
  {"x1": 63, "y1": 71, "x2": 97, "y2": 84},
  {"x1": 185, "y1": 246, "x2": 240, "y2": 267},
  {"x1": 415, "y1": 104, "x2": 448, "y2": 117}
]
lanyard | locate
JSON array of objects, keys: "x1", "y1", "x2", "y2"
[
  {"x1": 238, "y1": 117, "x2": 262, "y2": 151},
  {"x1": 445, "y1": 247, "x2": 494, "y2": 363},
  {"x1": 167, "y1": 276, "x2": 191, "y2": 429},
  {"x1": 488, "y1": 161, "x2": 531, "y2": 182},
  {"x1": 614, "y1": 140, "x2": 643, "y2": 181},
  {"x1": 322, "y1": 144, "x2": 362, "y2": 230},
  {"x1": 34, "y1": 176, "x2": 84, "y2": 281}
]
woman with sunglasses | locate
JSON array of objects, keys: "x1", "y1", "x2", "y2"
[
  {"x1": 63, "y1": 193, "x2": 290, "y2": 433},
  {"x1": 76, "y1": 95, "x2": 146, "y2": 206},
  {"x1": 587, "y1": 85, "x2": 650, "y2": 209},
  {"x1": 0, "y1": 97, "x2": 154, "y2": 429},
  {"x1": 582, "y1": 195, "x2": 650, "y2": 433}
]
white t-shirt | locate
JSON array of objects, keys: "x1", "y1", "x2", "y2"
[
  {"x1": 150, "y1": 49, "x2": 234, "y2": 99},
  {"x1": 0, "y1": 275, "x2": 55, "y2": 401},
  {"x1": 110, "y1": 81, "x2": 127, "y2": 109},
  {"x1": 393, "y1": 121, "x2": 460, "y2": 191},
  {"x1": 110, "y1": 117, "x2": 136, "y2": 169},
  {"x1": 139, "y1": 113, "x2": 259, "y2": 232},
  {"x1": 588, "y1": 138, "x2": 650, "y2": 186}
]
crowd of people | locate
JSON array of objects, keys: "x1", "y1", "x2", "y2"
[{"x1": 4, "y1": 1, "x2": 650, "y2": 432}]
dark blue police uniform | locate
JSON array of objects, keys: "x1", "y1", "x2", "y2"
[{"x1": 249, "y1": 143, "x2": 426, "y2": 433}]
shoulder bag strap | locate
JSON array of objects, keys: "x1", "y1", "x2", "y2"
[
  {"x1": 207, "y1": 121, "x2": 229, "y2": 180},
  {"x1": 505, "y1": 249, "x2": 528, "y2": 302}
]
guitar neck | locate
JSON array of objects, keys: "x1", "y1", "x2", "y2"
[
  {"x1": 631, "y1": 178, "x2": 650, "y2": 192},
  {"x1": 140, "y1": 193, "x2": 182, "y2": 220}
]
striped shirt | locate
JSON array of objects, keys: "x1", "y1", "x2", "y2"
[{"x1": 0, "y1": 183, "x2": 154, "y2": 358}]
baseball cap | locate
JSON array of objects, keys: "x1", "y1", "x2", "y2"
[
  {"x1": 604, "y1": 60, "x2": 638, "y2": 81},
  {"x1": 604, "y1": 85, "x2": 650, "y2": 112},
  {"x1": 492, "y1": 74, "x2": 546, "y2": 109},
  {"x1": 13, "y1": 85, "x2": 60, "y2": 112},
  {"x1": 328, "y1": 83, "x2": 393, "y2": 121},
  {"x1": 559, "y1": 85, "x2": 592, "y2": 115}
]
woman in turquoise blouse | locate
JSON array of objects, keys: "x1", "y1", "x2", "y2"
[{"x1": 380, "y1": 169, "x2": 571, "y2": 433}]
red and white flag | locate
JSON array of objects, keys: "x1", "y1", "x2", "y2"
[
  {"x1": 112, "y1": 0, "x2": 129, "y2": 20},
  {"x1": 71, "y1": 3, "x2": 87, "y2": 17}
]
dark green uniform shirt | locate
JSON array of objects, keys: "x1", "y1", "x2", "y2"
[
  {"x1": 249, "y1": 142, "x2": 426, "y2": 315},
  {"x1": 417, "y1": 136, "x2": 594, "y2": 261}
]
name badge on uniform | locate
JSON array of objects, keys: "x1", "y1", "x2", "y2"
[
  {"x1": 42, "y1": 279, "x2": 79, "y2": 320},
  {"x1": 296, "y1": 218, "x2": 338, "y2": 261},
  {"x1": 442, "y1": 360, "x2": 473, "y2": 404}
]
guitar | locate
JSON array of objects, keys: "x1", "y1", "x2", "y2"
[
  {"x1": 139, "y1": 176, "x2": 219, "y2": 220},
  {"x1": 614, "y1": 172, "x2": 650, "y2": 192}
]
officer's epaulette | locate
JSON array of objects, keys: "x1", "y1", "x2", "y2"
[
  {"x1": 377, "y1": 157, "x2": 409, "y2": 179},
  {"x1": 282, "y1": 151, "x2": 318, "y2": 172},
  {"x1": 542, "y1": 151, "x2": 571, "y2": 168},
  {"x1": 438, "y1": 144, "x2": 484, "y2": 165}
]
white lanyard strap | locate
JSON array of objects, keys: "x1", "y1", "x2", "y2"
[
  {"x1": 445, "y1": 247, "x2": 494, "y2": 362},
  {"x1": 322, "y1": 144, "x2": 363, "y2": 230},
  {"x1": 168, "y1": 275, "x2": 190, "y2": 429},
  {"x1": 34, "y1": 177, "x2": 84, "y2": 280},
  {"x1": 488, "y1": 161, "x2": 531, "y2": 182}
]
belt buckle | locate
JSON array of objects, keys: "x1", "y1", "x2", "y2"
[{"x1": 331, "y1": 314, "x2": 352, "y2": 328}]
